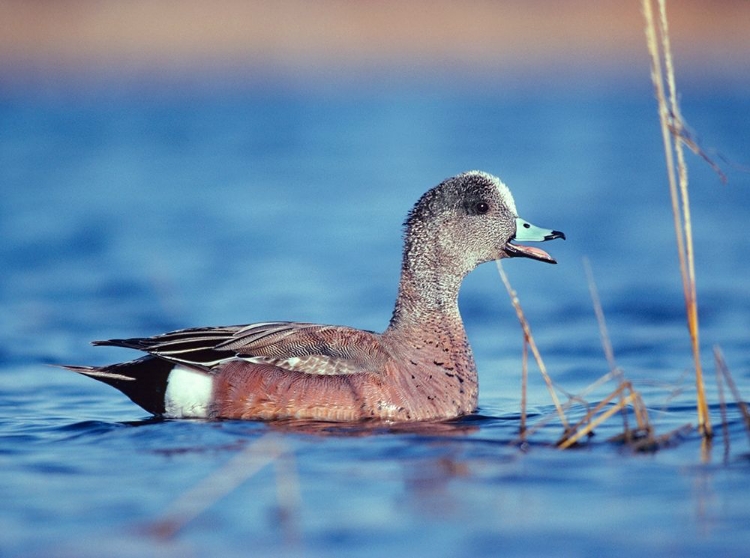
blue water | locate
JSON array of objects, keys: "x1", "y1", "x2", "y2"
[{"x1": 2, "y1": 79, "x2": 750, "y2": 557}]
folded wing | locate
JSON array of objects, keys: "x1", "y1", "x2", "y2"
[{"x1": 93, "y1": 321, "x2": 388, "y2": 375}]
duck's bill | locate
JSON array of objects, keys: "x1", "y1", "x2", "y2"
[
  {"x1": 505, "y1": 218, "x2": 566, "y2": 264},
  {"x1": 505, "y1": 243, "x2": 558, "y2": 264}
]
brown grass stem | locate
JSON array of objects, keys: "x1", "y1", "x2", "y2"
[
  {"x1": 714, "y1": 346, "x2": 750, "y2": 442},
  {"x1": 583, "y1": 257, "x2": 631, "y2": 435},
  {"x1": 583, "y1": 258, "x2": 616, "y2": 372},
  {"x1": 642, "y1": 0, "x2": 711, "y2": 437},
  {"x1": 509, "y1": 369, "x2": 618, "y2": 445},
  {"x1": 496, "y1": 261, "x2": 569, "y2": 430},
  {"x1": 714, "y1": 351, "x2": 731, "y2": 462},
  {"x1": 557, "y1": 380, "x2": 652, "y2": 449},
  {"x1": 570, "y1": 369, "x2": 621, "y2": 403},
  {"x1": 558, "y1": 390, "x2": 638, "y2": 449},
  {"x1": 565, "y1": 382, "x2": 630, "y2": 437},
  {"x1": 631, "y1": 387, "x2": 652, "y2": 433},
  {"x1": 520, "y1": 335, "x2": 528, "y2": 437}
]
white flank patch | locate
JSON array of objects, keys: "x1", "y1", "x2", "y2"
[{"x1": 164, "y1": 366, "x2": 213, "y2": 418}]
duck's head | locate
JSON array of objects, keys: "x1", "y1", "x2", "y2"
[{"x1": 404, "y1": 170, "x2": 565, "y2": 272}]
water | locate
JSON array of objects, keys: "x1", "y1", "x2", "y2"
[{"x1": 2, "y1": 79, "x2": 750, "y2": 557}]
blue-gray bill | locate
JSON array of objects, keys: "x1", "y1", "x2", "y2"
[{"x1": 505, "y1": 217, "x2": 566, "y2": 264}]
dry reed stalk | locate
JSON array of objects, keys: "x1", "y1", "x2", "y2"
[
  {"x1": 714, "y1": 350, "x2": 731, "y2": 461},
  {"x1": 509, "y1": 364, "x2": 639, "y2": 445},
  {"x1": 558, "y1": 389, "x2": 639, "y2": 449},
  {"x1": 642, "y1": 0, "x2": 711, "y2": 437},
  {"x1": 496, "y1": 261, "x2": 569, "y2": 430},
  {"x1": 714, "y1": 346, "x2": 750, "y2": 441},
  {"x1": 557, "y1": 380, "x2": 653, "y2": 449},
  {"x1": 569, "y1": 369, "x2": 621, "y2": 404},
  {"x1": 583, "y1": 257, "x2": 632, "y2": 436},
  {"x1": 561, "y1": 382, "x2": 630, "y2": 442},
  {"x1": 510, "y1": 408, "x2": 559, "y2": 444},
  {"x1": 630, "y1": 387, "x2": 652, "y2": 433},
  {"x1": 520, "y1": 335, "x2": 529, "y2": 437},
  {"x1": 149, "y1": 435, "x2": 295, "y2": 540},
  {"x1": 583, "y1": 258, "x2": 616, "y2": 371},
  {"x1": 509, "y1": 371, "x2": 613, "y2": 444},
  {"x1": 498, "y1": 261, "x2": 658, "y2": 447},
  {"x1": 620, "y1": 382, "x2": 651, "y2": 435}
]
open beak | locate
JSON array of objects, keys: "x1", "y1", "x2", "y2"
[{"x1": 505, "y1": 217, "x2": 566, "y2": 264}]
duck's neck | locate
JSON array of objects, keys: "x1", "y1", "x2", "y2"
[
  {"x1": 385, "y1": 240, "x2": 478, "y2": 388},
  {"x1": 386, "y1": 238, "x2": 468, "y2": 334}
]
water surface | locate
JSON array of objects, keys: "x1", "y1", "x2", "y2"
[{"x1": 1, "y1": 81, "x2": 750, "y2": 557}]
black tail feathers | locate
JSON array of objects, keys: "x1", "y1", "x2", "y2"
[{"x1": 63, "y1": 356, "x2": 174, "y2": 416}]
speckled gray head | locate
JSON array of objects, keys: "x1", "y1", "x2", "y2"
[{"x1": 404, "y1": 170, "x2": 565, "y2": 271}]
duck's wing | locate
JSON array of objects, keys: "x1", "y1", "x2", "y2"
[{"x1": 93, "y1": 321, "x2": 388, "y2": 375}]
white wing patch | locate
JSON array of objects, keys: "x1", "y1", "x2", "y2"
[
  {"x1": 240, "y1": 355, "x2": 362, "y2": 375},
  {"x1": 164, "y1": 366, "x2": 213, "y2": 418}
]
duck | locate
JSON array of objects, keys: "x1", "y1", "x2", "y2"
[{"x1": 64, "y1": 171, "x2": 564, "y2": 422}]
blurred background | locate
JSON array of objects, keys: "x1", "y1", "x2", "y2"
[
  {"x1": 2, "y1": 0, "x2": 749, "y2": 91},
  {"x1": 2, "y1": 2, "x2": 750, "y2": 557},
  {"x1": 2, "y1": 0, "x2": 749, "y2": 356}
]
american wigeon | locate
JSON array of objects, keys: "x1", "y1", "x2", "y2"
[{"x1": 65, "y1": 171, "x2": 564, "y2": 421}]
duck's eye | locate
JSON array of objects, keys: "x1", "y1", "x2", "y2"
[{"x1": 475, "y1": 202, "x2": 490, "y2": 215}]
